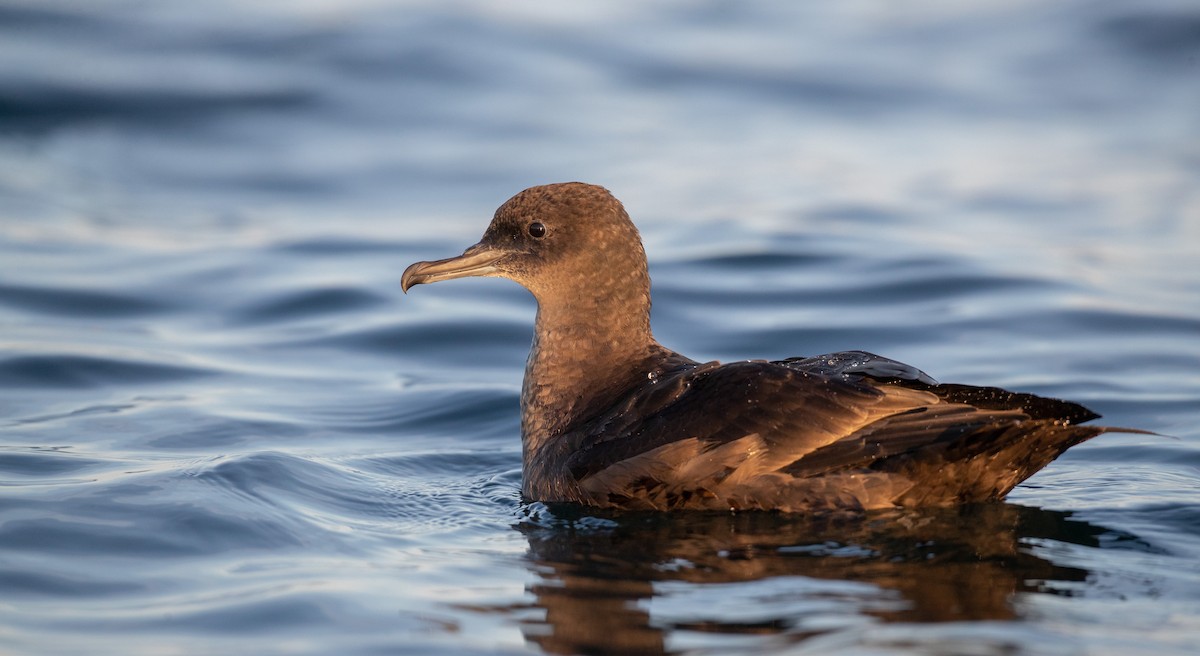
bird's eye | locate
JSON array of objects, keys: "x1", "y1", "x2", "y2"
[{"x1": 527, "y1": 222, "x2": 546, "y2": 238}]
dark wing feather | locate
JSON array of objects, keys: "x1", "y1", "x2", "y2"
[
  {"x1": 564, "y1": 360, "x2": 896, "y2": 482},
  {"x1": 776, "y1": 350, "x2": 938, "y2": 384},
  {"x1": 780, "y1": 404, "x2": 1080, "y2": 478},
  {"x1": 554, "y1": 354, "x2": 1107, "y2": 510},
  {"x1": 920, "y1": 383, "x2": 1100, "y2": 423},
  {"x1": 778, "y1": 351, "x2": 1099, "y2": 422}
]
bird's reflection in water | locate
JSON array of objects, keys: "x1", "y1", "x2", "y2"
[{"x1": 509, "y1": 503, "x2": 1130, "y2": 655}]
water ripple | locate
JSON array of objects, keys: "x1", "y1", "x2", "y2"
[
  {"x1": 231, "y1": 286, "x2": 387, "y2": 325},
  {"x1": 295, "y1": 386, "x2": 519, "y2": 438},
  {"x1": 0, "y1": 447, "x2": 116, "y2": 480},
  {"x1": 0, "y1": 282, "x2": 174, "y2": 318},
  {"x1": 0, "y1": 354, "x2": 215, "y2": 389}
]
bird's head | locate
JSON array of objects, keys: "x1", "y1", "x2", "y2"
[{"x1": 401, "y1": 182, "x2": 649, "y2": 303}]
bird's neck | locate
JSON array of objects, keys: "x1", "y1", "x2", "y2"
[{"x1": 520, "y1": 288, "x2": 662, "y2": 461}]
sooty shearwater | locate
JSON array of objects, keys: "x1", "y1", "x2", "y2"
[{"x1": 402, "y1": 182, "x2": 1132, "y2": 513}]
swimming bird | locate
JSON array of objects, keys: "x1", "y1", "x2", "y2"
[{"x1": 402, "y1": 182, "x2": 1124, "y2": 513}]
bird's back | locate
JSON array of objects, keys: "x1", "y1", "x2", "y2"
[{"x1": 523, "y1": 351, "x2": 1109, "y2": 513}]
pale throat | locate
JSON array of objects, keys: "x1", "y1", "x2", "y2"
[
  {"x1": 519, "y1": 277, "x2": 657, "y2": 446},
  {"x1": 530, "y1": 274, "x2": 654, "y2": 364}
]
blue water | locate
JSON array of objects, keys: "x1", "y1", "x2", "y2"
[{"x1": 2, "y1": 1, "x2": 1199, "y2": 654}]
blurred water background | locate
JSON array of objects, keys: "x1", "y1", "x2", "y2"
[{"x1": 2, "y1": 1, "x2": 1199, "y2": 654}]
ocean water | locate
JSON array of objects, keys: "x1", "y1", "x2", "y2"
[{"x1": 2, "y1": 1, "x2": 1199, "y2": 654}]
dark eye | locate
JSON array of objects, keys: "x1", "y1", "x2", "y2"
[{"x1": 527, "y1": 222, "x2": 546, "y2": 238}]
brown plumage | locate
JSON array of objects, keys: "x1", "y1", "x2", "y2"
[{"x1": 402, "y1": 182, "x2": 1127, "y2": 513}]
